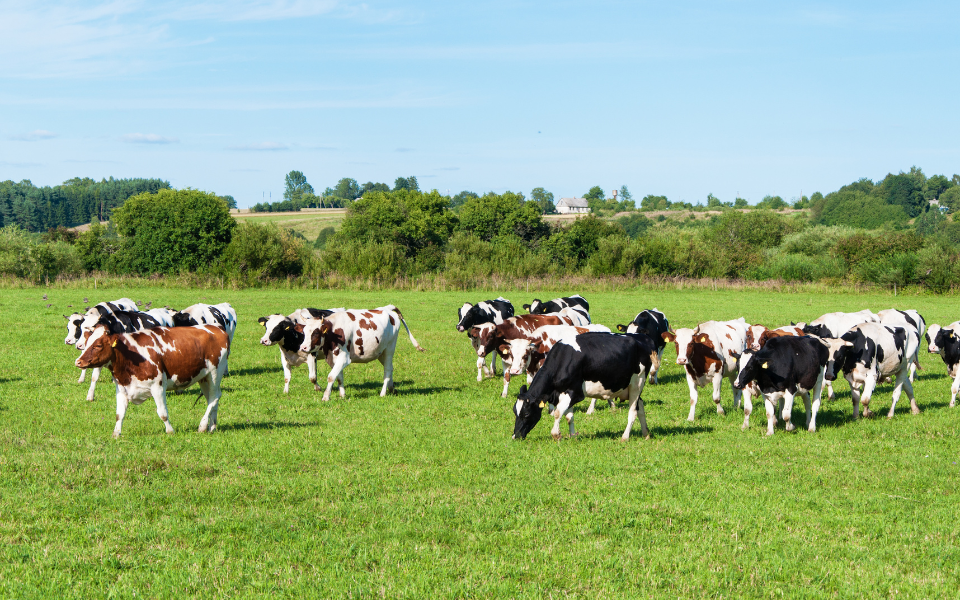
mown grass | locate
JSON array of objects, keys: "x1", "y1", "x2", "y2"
[
  {"x1": 235, "y1": 212, "x2": 344, "y2": 240},
  {"x1": 1, "y1": 287, "x2": 958, "y2": 598}
]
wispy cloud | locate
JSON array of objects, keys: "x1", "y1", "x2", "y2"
[
  {"x1": 395, "y1": 147, "x2": 414, "y2": 153},
  {"x1": 0, "y1": 160, "x2": 42, "y2": 167},
  {"x1": 229, "y1": 141, "x2": 288, "y2": 151},
  {"x1": 230, "y1": 167, "x2": 263, "y2": 172},
  {"x1": 9, "y1": 129, "x2": 57, "y2": 141},
  {"x1": 64, "y1": 158, "x2": 122, "y2": 164},
  {"x1": 122, "y1": 132, "x2": 179, "y2": 144}
]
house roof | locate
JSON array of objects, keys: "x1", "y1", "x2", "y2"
[{"x1": 557, "y1": 197, "x2": 589, "y2": 208}]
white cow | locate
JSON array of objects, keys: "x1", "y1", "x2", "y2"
[{"x1": 299, "y1": 305, "x2": 424, "y2": 401}]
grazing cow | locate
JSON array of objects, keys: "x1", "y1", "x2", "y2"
[
  {"x1": 259, "y1": 308, "x2": 343, "y2": 393},
  {"x1": 299, "y1": 305, "x2": 424, "y2": 401},
  {"x1": 733, "y1": 336, "x2": 829, "y2": 435},
  {"x1": 173, "y1": 303, "x2": 238, "y2": 373},
  {"x1": 617, "y1": 309, "x2": 670, "y2": 383},
  {"x1": 472, "y1": 313, "x2": 582, "y2": 397},
  {"x1": 925, "y1": 322, "x2": 960, "y2": 406},
  {"x1": 877, "y1": 309, "x2": 926, "y2": 382},
  {"x1": 75, "y1": 324, "x2": 230, "y2": 438},
  {"x1": 522, "y1": 295, "x2": 589, "y2": 316},
  {"x1": 512, "y1": 332, "x2": 655, "y2": 441},
  {"x1": 456, "y1": 297, "x2": 515, "y2": 381},
  {"x1": 822, "y1": 322, "x2": 919, "y2": 420},
  {"x1": 663, "y1": 318, "x2": 749, "y2": 422},
  {"x1": 799, "y1": 310, "x2": 880, "y2": 399}
]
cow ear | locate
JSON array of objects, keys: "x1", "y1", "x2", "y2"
[
  {"x1": 519, "y1": 384, "x2": 528, "y2": 395},
  {"x1": 616, "y1": 324, "x2": 627, "y2": 332},
  {"x1": 257, "y1": 317, "x2": 267, "y2": 325},
  {"x1": 761, "y1": 362, "x2": 768, "y2": 369},
  {"x1": 698, "y1": 335, "x2": 708, "y2": 343},
  {"x1": 498, "y1": 344, "x2": 510, "y2": 354},
  {"x1": 522, "y1": 304, "x2": 531, "y2": 310},
  {"x1": 661, "y1": 331, "x2": 676, "y2": 342},
  {"x1": 731, "y1": 351, "x2": 741, "y2": 360},
  {"x1": 320, "y1": 321, "x2": 331, "y2": 335}
]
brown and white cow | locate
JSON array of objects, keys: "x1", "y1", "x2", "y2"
[
  {"x1": 755, "y1": 325, "x2": 805, "y2": 349},
  {"x1": 75, "y1": 324, "x2": 230, "y2": 438},
  {"x1": 258, "y1": 308, "x2": 344, "y2": 394},
  {"x1": 299, "y1": 305, "x2": 424, "y2": 401},
  {"x1": 471, "y1": 313, "x2": 582, "y2": 397},
  {"x1": 663, "y1": 318, "x2": 749, "y2": 422}
]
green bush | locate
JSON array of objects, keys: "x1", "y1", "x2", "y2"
[
  {"x1": 853, "y1": 253, "x2": 919, "y2": 287},
  {"x1": 221, "y1": 221, "x2": 313, "y2": 282},
  {"x1": 320, "y1": 240, "x2": 408, "y2": 279},
  {"x1": 0, "y1": 225, "x2": 82, "y2": 280},
  {"x1": 747, "y1": 251, "x2": 845, "y2": 282},
  {"x1": 779, "y1": 225, "x2": 856, "y2": 256},
  {"x1": 833, "y1": 231, "x2": 924, "y2": 268},
  {"x1": 916, "y1": 244, "x2": 960, "y2": 293},
  {"x1": 814, "y1": 190, "x2": 909, "y2": 229},
  {"x1": 314, "y1": 227, "x2": 336, "y2": 249},
  {"x1": 587, "y1": 235, "x2": 632, "y2": 276}
]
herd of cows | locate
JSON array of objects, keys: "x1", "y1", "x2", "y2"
[{"x1": 61, "y1": 294, "x2": 960, "y2": 441}]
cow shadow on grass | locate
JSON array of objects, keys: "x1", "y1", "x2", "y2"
[
  {"x1": 228, "y1": 366, "x2": 276, "y2": 377},
  {"x1": 0, "y1": 377, "x2": 23, "y2": 384},
  {"x1": 581, "y1": 423, "x2": 714, "y2": 440},
  {"x1": 218, "y1": 420, "x2": 319, "y2": 433},
  {"x1": 650, "y1": 373, "x2": 684, "y2": 386}
]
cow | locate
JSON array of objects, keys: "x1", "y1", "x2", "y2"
[
  {"x1": 75, "y1": 323, "x2": 230, "y2": 438},
  {"x1": 76, "y1": 310, "x2": 163, "y2": 347},
  {"x1": 733, "y1": 336, "x2": 829, "y2": 435},
  {"x1": 925, "y1": 322, "x2": 960, "y2": 407},
  {"x1": 172, "y1": 303, "x2": 238, "y2": 374},
  {"x1": 522, "y1": 295, "x2": 589, "y2": 316},
  {"x1": 63, "y1": 298, "x2": 142, "y2": 402},
  {"x1": 472, "y1": 313, "x2": 584, "y2": 397},
  {"x1": 456, "y1": 297, "x2": 515, "y2": 381},
  {"x1": 616, "y1": 309, "x2": 670, "y2": 383},
  {"x1": 877, "y1": 309, "x2": 926, "y2": 382},
  {"x1": 145, "y1": 307, "x2": 178, "y2": 327},
  {"x1": 798, "y1": 310, "x2": 880, "y2": 400},
  {"x1": 662, "y1": 318, "x2": 749, "y2": 422},
  {"x1": 258, "y1": 308, "x2": 343, "y2": 393},
  {"x1": 744, "y1": 324, "x2": 768, "y2": 352},
  {"x1": 511, "y1": 332, "x2": 655, "y2": 441},
  {"x1": 822, "y1": 322, "x2": 919, "y2": 420},
  {"x1": 299, "y1": 305, "x2": 424, "y2": 401}
]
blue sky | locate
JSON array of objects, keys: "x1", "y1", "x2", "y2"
[{"x1": 1, "y1": 1, "x2": 958, "y2": 208}]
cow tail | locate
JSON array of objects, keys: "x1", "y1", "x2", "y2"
[{"x1": 392, "y1": 308, "x2": 424, "y2": 352}]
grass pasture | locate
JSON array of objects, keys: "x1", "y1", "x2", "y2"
[
  {"x1": 233, "y1": 209, "x2": 346, "y2": 241},
  {"x1": 2, "y1": 287, "x2": 959, "y2": 598}
]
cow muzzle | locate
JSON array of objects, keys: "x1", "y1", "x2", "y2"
[
  {"x1": 457, "y1": 325, "x2": 465, "y2": 333},
  {"x1": 676, "y1": 357, "x2": 688, "y2": 365}
]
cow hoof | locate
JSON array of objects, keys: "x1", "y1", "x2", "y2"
[
  {"x1": 911, "y1": 407, "x2": 921, "y2": 415},
  {"x1": 686, "y1": 416, "x2": 695, "y2": 423},
  {"x1": 552, "y1": 433, "x2": 562, "y2": 441},
  {"x1": 716, "y1": 407, "x2": 725, "y2": 416},
  {"x1": 585, "y1": 408, "x2": 595, "y2": 415},
  {"x1": 112, "y1": 432, "x2": 121, "y2": 439},
  {"x1": 808, "y1": 425, "x2": 816, "y2": 432},
  {"x1": 785, "y1": 423, "x2": 795, "y2": 432},
  {"x1": 950, "y1": 401, "x2": 957, "y2": 408},
  {"x1": 862, "y1": 409, "x2": 874, "y2": 418}
]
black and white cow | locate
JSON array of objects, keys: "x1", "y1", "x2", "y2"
[
  {"x1": 63, "y1": 298, "x2": 139, "y2": 402},
  {"x1": 173, "y1": 303, "x2": 238, "y2": 374},
  {"x1": 145, "y1": 307, "x2": 178, "y2": 327},
  {"x1": 456, "y1": 297, "x2": 514, "y2": 381},
  {"x1": 822, "y1": 322, "x2": 919, "y2": 420},
  {"x1": 258, "y1": 308, "x2": 342, "y2": 393},
  {"x1": 733, "y1": 336, "x2": 829, "y2": 435},
  {"x1": 877, "y1": 309, "x2": 926, "y2": 382},
  {"x1": 616, "y1": 308, "x2": 669, "y2": 383},
  {"x1": 798, "y1": 310, "x2": 879, "y2": 400},
  {"x1": 77, "y1": 310, "x2": 163, "y2": 341},
  {"x1": 925, "y1": 322, "x2": 960, "y2": 407},
  {"x1": 522, "y1": 295, "x2": 589, "y2": 317},
  {"x1": 512, "y1": 332, "x2": 655, "y2": 441}
]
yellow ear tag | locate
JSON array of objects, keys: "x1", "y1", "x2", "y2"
[
  {"x1": 539, "y1": 401, "x2": 545, "y2": 408},
  {"x1": 111, "y1": 340, "x2": 117, "y2": 347},
  {"x1": 699, "y1": 335, "x2": 707, "y2": 343},
  {"x1": 761, "y1": 362, "x2": 768, "y2": 369}
]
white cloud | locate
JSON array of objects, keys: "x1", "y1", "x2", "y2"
[
  {"x1": 229, "y1": 141, "x2": 288, "y2": 151},
  {"x1": 9, "y1": 129, "x2": 57, "y2": 141},
  {"x1": 122, "y1": 132, "x2": 179, "y2": 144}
]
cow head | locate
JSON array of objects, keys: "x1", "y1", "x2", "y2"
[
  {"x1": 524, "y1": 300, "x2": 543, "y2": 314},
  {"x1": 259, "y1": 315, "x2": 291, "y2": 346},
  {"x1": 63, "y1": 312, "x2": 85, "y2": 345},
  {"x1": 501, "y1": 339, "x2": 539, "y2": 376},
  {"x1": 745, "y1": 325, "x2": 768, "y2": 352},
  {"x1": 299, "y1": 319, "x2": 345, "y2": 355},
  {"x1": 471, "y1": 323, "x2": 497, "y2": 357},
  {"x1": 823, "y1": 337, "x2": 855, "y2": 381},
  {"x1": 75, "y1": 325, "x2": 116, "y2": 369},
  {"x1": 456, "y1": 303, "x2": 474, "y2": 332},
  {"x1": 512, "y1": 385, "x2": 545, "y2": 439},
  {"x1": 802, "y1": 323, "x2": 832, "y2": 338},
  {"x1": 926, "y1": 324, "x2": 945, "y2": 353}
]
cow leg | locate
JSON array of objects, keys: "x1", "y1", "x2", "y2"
[
  {"x1": 826, "y1": 379, "x2": 835, "y2": 401},
  {"x1": 685, "y1": 371, "x2": 699, "y2": 422},
  {"x1": 552, "y1": 393, "x2": 573, "y2": 440},
  {"x1": 307, "y1": 353, "x2": 323, "y2": 392},
  {"x1": 887, "y1": 369, "x2": 919, "y2": 418},
  {"x1": 800, "y1": 391, "x2": 812, "y2": 429},
  {"x1": 476, "y1": 355, "x2": 484, "y2": 382},
  {"x1": 622, "y1": 376, "x2": 650, "y2": 440},
  {"x1": 859, "y1": 373, "x2": 878, "y2": 418},
  {"x1": 198, "y1": 375, "x2": 221, "y2": 432},
  {"x1": 500, "y1": 371, "x2": 511, "y2": 398},
  {"x1": 712, "y1": 373, "x2": 725, "y2": 416},
  {"x1": 730, "y1": 375, "x2": 743, "y2": 412},
  {"x1": 764, "y1": 397, "x2": 776, "y2": 436},
  {"x1": 950, "y1": 368, "x2": 960, "y2": 408},
  {"x1": 78, "y1": 368, "x2": 86, "y2": 384},
  {"x1": 323, "y1": 353, "x2": 350, "y2": 401},
  {"x1": 86, "y1": 367, "x2": 100, "y2": 402},
  {"x1": 281, "y1": 351, "x2": 293, "y2": 394},
  {"x1": 378, "y1": 347, "x2": 397, "y2": 397},
  {"x1": 741, "y1": 389, "x2": 753, "y2": 431},
  {"x1": 782, "y1": 391, "x2": 796, "y2": 431},
  {"x1": 809, "y1": 368, "x2": 825, "y2": 432},
  {"x1": 586, "y1": 396, "x2": 598, "y2": 414},
  {"x1": 564, "y1": 410, "x2": 577, "y2": 438},
  {"x1": 650, "y1": 346, "x2": 665, "y2": 384},
  {"x1": 113, "y1": 390, "x2": 130, "y2": 439},
  {"x1": 490, "y1": 352, "x2": 499, "y2": 377}
]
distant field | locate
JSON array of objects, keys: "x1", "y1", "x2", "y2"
[
  {"x1": 233, "y1": 209, "x2": 346, "y2": 241},
  {"x1": 3, "y1": 287, "x2": 959, "y2": 597}
]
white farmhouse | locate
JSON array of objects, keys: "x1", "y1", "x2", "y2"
[{"x1": 556, "y1": 197, "x2": 590, "y2": 214}]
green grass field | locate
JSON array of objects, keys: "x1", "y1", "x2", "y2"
[
  {"x1": 235, "y1": 211, "x2": 345, "y2": 241},
  {"x1": 2, "y1": 287, "x2": 959, "y2": 598}
]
